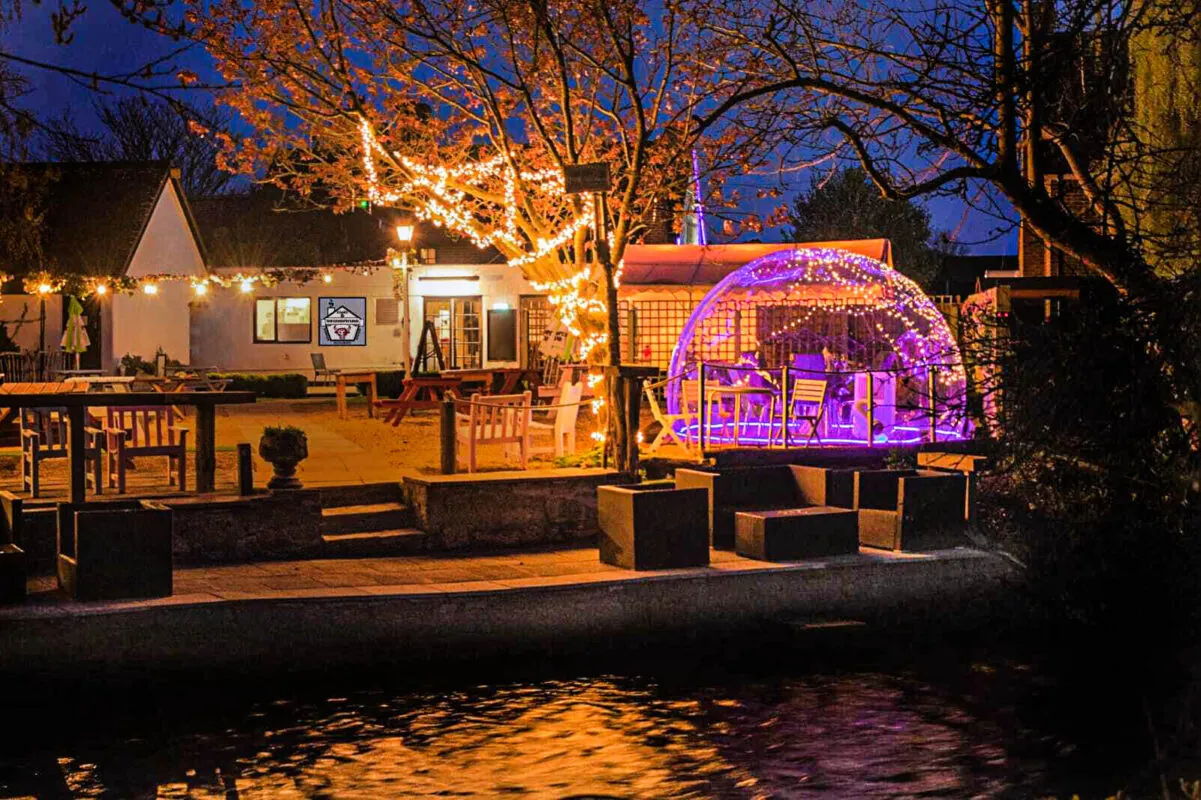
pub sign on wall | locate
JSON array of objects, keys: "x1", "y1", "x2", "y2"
[{"x1": 319, "y1": 297, "x2": 367, "y2": 346}]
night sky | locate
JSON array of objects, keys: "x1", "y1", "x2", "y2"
[{"x1": 4, "y1": 3, "x2": 1017, "y2": 254}]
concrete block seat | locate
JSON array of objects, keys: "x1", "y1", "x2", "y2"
[
  {"x1": 735, "y1": 506, "x2": 858, "y2": 562},
  {"x1": 854, "y1": 469, "x2": 969, "y2": 553},
  {"x1": 676, "y1": 464, "x2": 856, "y2": 550},
  {"x1": 598, "y1": 482, "x2": 709, "y2": 570},
  {"x1": 0, "y1": 543, "x2": 25, "y2": 604}
]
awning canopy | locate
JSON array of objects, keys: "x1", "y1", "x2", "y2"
[{"x1": 620, "y1": 239, "x2": 892, "y2": 286}]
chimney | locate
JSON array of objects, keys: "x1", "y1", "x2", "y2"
[{"x1": 170, "y1": 167, "x2": 182, "y2": 180}]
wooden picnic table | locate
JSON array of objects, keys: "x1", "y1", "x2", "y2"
[
  {"x1": 375, "y1": 376, "x2": 462, "y2": 426},
  {"x1": 443, "y1": 367, "x2": 541, "y2": 396},
  {"x1": 335, "y1": 371, "x2": 378, "y2": 419},
  {"x1": 64, "y1": 375, "x2": 138, "y2": 392},
  {"x1": 54, "y1": 369, "x2": 105, "y2": 379},
  {"x1": 0, "y1": 388, "x2": 257, "y2": 502}
]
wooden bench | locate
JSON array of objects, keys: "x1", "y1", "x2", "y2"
[
  {"x1": 454, "y1": 391, "x2": 531, "y2": 473},
  {"x1": 735, "y1": 506, "x2": 859, "y2": 561},
  {"x1": 20, "y1": 407, "x2": 103, "y2": 498},
  {"x1": 102, "y1": 406, "x2": 189, "y2": 494}
]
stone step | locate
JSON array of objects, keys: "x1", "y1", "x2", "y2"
[
  {"x1": 320, "y1": 501, "x2": 415, "y2": 535},
  {"x1": 319, "y1": 528, "x2": 427, "y2": 558},
  {"x1": 318, "y1": 482, "x2": 404, "y2": 508}
]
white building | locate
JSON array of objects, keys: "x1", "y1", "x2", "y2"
[
  {"x1": 0, "y1": 162, "x2": 896, "y2": 378},
  {"x1": 1, "y1": 161, "x2": 206, "y2": 370}
]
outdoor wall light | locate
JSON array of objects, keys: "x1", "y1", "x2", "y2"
[
  {"x1": 143, "y1": 283, "x2": 159, "y2": 295},
  {"x1": 323, "y1": 273, "x2": 333, "y2": 284},
  {"x1": 94, "y1": 284, "x2": 107, "y2": 296},
  {"x1": 37, "y1": 283, "x2": 51, "y2": 295},
  {"x1": 193, "y1": 282, "x2": 208, "y2": 296},
  {"x1": 239, "y1": 280, "x2": 254, "y2": 294}
]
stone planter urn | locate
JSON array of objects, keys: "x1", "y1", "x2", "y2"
[{"x1": 259, "y1": 426, "x2": 309, "y2": 490}]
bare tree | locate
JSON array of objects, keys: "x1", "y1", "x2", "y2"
[
  {"x1": 692, "y1": 0, "x2": 1201, "y2": 404},
  {"x1": 42, "y1": 97, "x2": 235, "y2": 196}
]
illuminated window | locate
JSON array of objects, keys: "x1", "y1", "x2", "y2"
[{"x1": 254, "y1": 297, "x2": 311, "y2": 343}]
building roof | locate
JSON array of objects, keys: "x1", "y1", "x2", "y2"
[
  {"x1": 191, "y1": 192, "x2": 503, "y2": 269},
  {"x1": 930, "y1": 253, "x2": 1019, "y2": 296},
  {"x1": 2, "y1": 161, "x2": 203, "y2": 277},
  {"x1": 620, "y1": 239, "x2": 893, "y2": 285}
]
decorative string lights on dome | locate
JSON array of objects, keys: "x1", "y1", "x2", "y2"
[{"x1": 666, "y1": 247, "x2": 971, "y2": 447}]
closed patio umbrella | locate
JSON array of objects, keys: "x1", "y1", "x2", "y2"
[{"x1": 60, "y1": 295, "x2": 90, "y2": 370}]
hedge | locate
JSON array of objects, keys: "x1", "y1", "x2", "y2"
[
  {"x1": 210, "y1": 372, "x2": 309, "y2": 398},
  {"x1": 361, "y1": 370, "x2": 406, "y2": 399}
]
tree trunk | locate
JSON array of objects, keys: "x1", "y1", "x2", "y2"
[{"x1": 602, "y1": 258, "x2": 629, "y2": 471}]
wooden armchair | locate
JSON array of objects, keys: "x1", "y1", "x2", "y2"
[
  {"x1": 454, "y1": 391, "x2": 531, "y2": 472},
  {"x1": 20, "y1": 408, "x2": 103, "y2": 498},
  {"x1": 102, "y1": 406, "x2": 189, "y2": 494},
  {"x1": 530, "y1": 381, "x2": 582, "y2": 457}
]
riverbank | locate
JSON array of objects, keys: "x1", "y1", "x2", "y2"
[{"x1": 1, "y1": 544, "x2": 1016, "y2": 678}]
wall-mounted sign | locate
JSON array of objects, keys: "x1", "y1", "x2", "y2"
[
  {"x1": 319, "y1": 297, "x2": 367, "y2": 346},
  {"x1": 539, "y1": 319, "x2": 574, "y2": 358},
  {"x1": 563, "y1": 162, "x2": 611, "y2": 194}
]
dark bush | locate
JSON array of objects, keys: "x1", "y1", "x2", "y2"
[
  {"x1": 211, "y1": 372, "x2": 309, "y2": 398},
  {"x1": 361, "y1": 370, "x2": 405, "y2": 399}
]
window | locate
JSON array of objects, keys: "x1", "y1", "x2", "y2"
[
  {"x1": 254, "y1": 297, "x2": 311, "y2": 343},
  {"x1": 419, "y1": 247, "x2": 437, "y2": 264}
]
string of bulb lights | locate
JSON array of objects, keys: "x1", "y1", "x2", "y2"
[{"x1": 12, "y1": 265, "x2": 391, "y2": 301}]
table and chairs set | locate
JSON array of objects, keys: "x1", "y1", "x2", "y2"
[{"x1": 0, "y1": 379, "x2": 254, "y2": 502}]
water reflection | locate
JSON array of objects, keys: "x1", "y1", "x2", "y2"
[{"x1": 0, "y1": 665, "x2": 1055, "y2": 799}]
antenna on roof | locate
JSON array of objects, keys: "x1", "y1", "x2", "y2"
[{"x1": 678, "y1": 150, "x2": 708, "y2": 246}]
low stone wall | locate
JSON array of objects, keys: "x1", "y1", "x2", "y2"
[
  {"x1": 403, "y1": 468, "x2": 636, "y2": 550},
  {"x1": 166, "y1": 490, "x2": 323, "y2": 564}
]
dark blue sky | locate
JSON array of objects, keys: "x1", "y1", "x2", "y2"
[{"x1": 6, "y1": 3, "x2": 1017, "y2": 254}]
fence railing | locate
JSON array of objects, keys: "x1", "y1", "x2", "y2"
[{"x1": 654, "y1": 360, "x2": 970, "y2": 451}]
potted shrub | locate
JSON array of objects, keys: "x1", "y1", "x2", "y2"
[{"x1": 259, "y1": 425, "x2": 309, "y2": 490}]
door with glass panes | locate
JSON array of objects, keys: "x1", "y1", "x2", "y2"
[{"x1": 422, "y1": 297, "x2": 481, "y2": 369}]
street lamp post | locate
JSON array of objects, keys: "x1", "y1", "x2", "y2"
[{"x1": 392, "y1": 220, "x2": 416, "y2": 377}]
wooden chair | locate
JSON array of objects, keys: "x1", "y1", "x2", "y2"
[
  {"x1": 537, "y1": 357, "x2": 566, "y2": 402},
  {"x1": 454, "y1": 391, "x2": 531, "y2": 473},
  {"x1": 644, "y1": 378, "x2": 694, "y2": 452},
  {"x1": 774, "y1": 378, "x2": 828, "y2": 445},
  {"x1": 102, "y1": 406, "x2": 189, "y2": 494},
  {"x1": 530, "y1": 381, "x2": 582, "y2": 457},
  {"x1": 311, "y1": 353, "x2": 340, "y2": 386},
  {"x1": 19, "y1": 408, "x2": 103, "y2": 498}
]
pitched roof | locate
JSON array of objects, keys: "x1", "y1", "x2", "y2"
[
  {"x1": 191, "y1": 192, "x2": 503, "y2": 268},
  {"x1": 3, "y1": 161, "x2": 201, "y2": 277},
  {"x1": 620, "y1": 239, "x2": 893, "y2": 285}
]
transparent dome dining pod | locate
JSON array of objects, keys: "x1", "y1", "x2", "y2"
[{"x1": 662, "y1": 247, "x2": 972, "y2": 449}]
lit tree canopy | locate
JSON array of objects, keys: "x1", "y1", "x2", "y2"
[{"x1": 180, "y1": 0, "x2": 784, "y2": 358}]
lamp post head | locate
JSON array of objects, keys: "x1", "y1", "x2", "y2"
[{"x1": 395, "y1": 222, "x2": 415, "y2": 246}]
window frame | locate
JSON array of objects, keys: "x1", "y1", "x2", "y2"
[{"x1": 253, "y1": 296, "x2": 313, "y2": 344}]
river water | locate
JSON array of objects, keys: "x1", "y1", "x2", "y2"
[{"x1": 0, "y1": 635, "x2": 1184, "y2": 798}]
